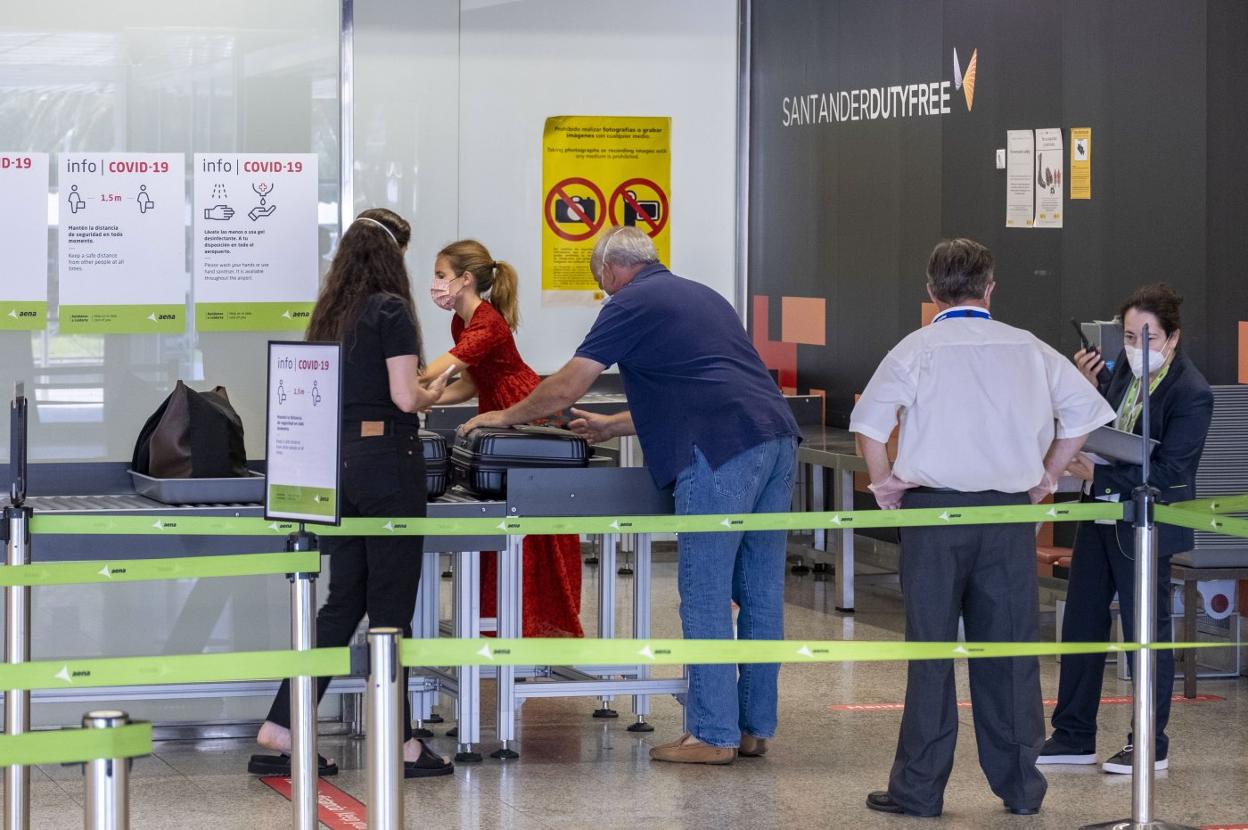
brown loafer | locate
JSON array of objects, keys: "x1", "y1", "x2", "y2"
[
  {"x1": 649, "y1": 733, "x2": 736, "y2": 765},
  {"x1": 739, "y1": 734, "x2": 768, "y2": 757}
]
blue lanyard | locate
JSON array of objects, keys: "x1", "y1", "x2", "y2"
[{"x1": 933, "y1": 308, "x2": 992, "y2": 323}]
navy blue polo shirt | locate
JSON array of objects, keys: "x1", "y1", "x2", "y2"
[{"x1": 575, "y1": 264, "x2": 800, "y2": 488}]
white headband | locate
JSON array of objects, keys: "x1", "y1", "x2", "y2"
[{"x1": 355, "y1": 216, "x2": 399, "y2": 246}]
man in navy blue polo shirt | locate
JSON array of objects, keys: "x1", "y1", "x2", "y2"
[{"x1": 461, "y1": 225, "x2": 800, "y2": 765}]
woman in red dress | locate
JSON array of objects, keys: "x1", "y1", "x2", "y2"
[{"x1": 422, "y1": 240, "x2": 584, "y2": 638}]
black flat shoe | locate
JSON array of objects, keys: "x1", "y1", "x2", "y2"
[
  {"x1": 1006, "y1": 805, "x2": 1040, "y2": 816},
  {"x1": 866, "y1": 791, "x2": 905, "y2": 814},
  {"x1": 247, "y1": 752, "x2": 338, "y2": 777},
  {"x1": 404, "y1": 739, "x2": 454, "y2": 779}
]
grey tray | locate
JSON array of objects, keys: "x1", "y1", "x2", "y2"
[
  {"x1": 127, "y1": 470, "x2": 265, "y2": 505},
  {"x1": 1083, "y1": 426, "x2": 1159, "y2": 465}
]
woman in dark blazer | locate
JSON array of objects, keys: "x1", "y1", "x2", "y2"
[{"x1": 1038, "y1": 284, "x2": 1213, "y2": 775}]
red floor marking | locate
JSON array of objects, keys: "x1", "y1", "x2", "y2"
[
  {"x1": 829, "y1": 694, "x2": 1224, "y2": 713},
  {"x1": 261, "y1": 776, "x2": 368, "y2": 830}
]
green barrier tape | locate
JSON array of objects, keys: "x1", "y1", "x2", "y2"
[
  {"x1": 1155, "y1": 505, "x2": 1248, "y2": 540},
  {"x1": 0, "y1": 648, "x2": 350, "y2": 692},
  {"x1": 0, "y1": 638, "x2": 1229, "y2": 692},
  {"x1": 0, "y1": 552, "x2": 320, "y2": 588},
  {"x1": 30, "y1": 502, "x2": 1124, "y2": 538},
  {"x1": 1168, "y1": 493, "x2": 1248, "y2": 515},
  {"x1": 399, "y1": 637, "x2": 1228, "y2": 669},
  {"x1": 0, "y1": 723, "x2": 152, "y2": 768},
  {"x1": 31, "y1": 515, "x2": 301, "y2": 537}
]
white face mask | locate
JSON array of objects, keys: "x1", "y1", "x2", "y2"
[{"x1": 1125, "y1": 339, "x2": 1170, "y2": 378}]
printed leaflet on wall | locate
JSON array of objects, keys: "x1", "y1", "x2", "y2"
[
  {"x1": 1005, "y1": 130, "x2": 1035, "y2": 228},
  {"x1": 541, "y1": 116, "x2": 671, "y2": 306},
  {"x1": 1034, "y1": 128, "x2": 1063, "y2": 228},
  {"x1": 0, "y1": 153, "x2": 49, "y2": 330},
  {"x1": 265, "y1": 341, "x2": 341, "y2": 525},
  {"x1": 58, "y1": 153, "x2": 186, "y2": 333},
  {"x1": 1070, "y1": 128, "x2": 1091, "y2": 200},
  {"x1": 194, "y1": 154, "x2": 319, "y2": 331}
]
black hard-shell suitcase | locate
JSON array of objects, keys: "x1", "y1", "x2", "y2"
[
  {"x1": 451, "y1": 426, "x2": 589, "y2": 498},
  {"x1": 420, "y1": 429, "x2": 449, "y2": 500}
]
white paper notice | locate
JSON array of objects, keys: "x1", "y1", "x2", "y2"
[
  {"x1": 0, "y1": 153, "x2": 49, "y2": 330},
  {"x1": 57, "y1": 154, "x2": 186, "y2": 333},
  {"x1": 1006, "y1": 130, "x2": 1035, "y2": 229},
  {"x1": 265, "y1": 341, "x2": 341, "y2": 525},
  {"x1": 1034, "y1": 128, "x2": 1064, "y2": 228},
  {"x1": 194, "y1": 154, "x2": 319, "y2": 332}
]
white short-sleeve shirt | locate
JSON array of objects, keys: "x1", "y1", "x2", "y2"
[{"x1": 849, "y1": 307, "x2": 1115, "y2": 493}]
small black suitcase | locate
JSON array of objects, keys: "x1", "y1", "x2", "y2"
[
  {"x1": 451, "y1": 426, "x2": 589, "y2": 498},
  {"x1": 420, "y1": 429, "x2": 449, "y2": 500}
]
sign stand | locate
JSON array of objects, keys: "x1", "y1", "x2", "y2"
[
  {"x1": 264, "y1": 341, "x2": 342, "y2": 830},
  {"x1": 1081, "y1": 323, "x2": 1196, "y2": 830}
]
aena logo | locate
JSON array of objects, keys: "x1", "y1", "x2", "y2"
[{"x1": 952, "y1": 48, "x2": 978, "y2": 112}]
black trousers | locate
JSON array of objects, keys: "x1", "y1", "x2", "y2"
[
  {"x1": 266, "y1": 423, "x2": 427, "y2": 742},
  {"x1": 888, "y1": 489, "x2": 1047, "y2": 816},
  {"x1": 1051, "y1": 520, "x2": 1174, "y2": 755}
]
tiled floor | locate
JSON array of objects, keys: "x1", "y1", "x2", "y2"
[{"x1": 5, "y1": 553, "x2": 1247, "y2": 829}]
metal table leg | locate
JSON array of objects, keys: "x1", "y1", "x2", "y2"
[
  {"x1": 493, "y1": 534, "x2": 522, "y2": 759},
  {"x1": 834, "y1": 468, "x2": 855, "y2": 613},
  {"x1": 452, "y1": 550, "x2": 482, "y2": 763},
  {"x1": 411, "y1": 550, "x2": 439, "y2": 733},
  {"x1": 811, "y1": 463, "x2": 827, "y2": 552},
  {"x1": 1184, "y1": 577, "x2": 1198, "y2": 699},
  {"x1": 628, "y1": 533, "x2": 655, "y2": 732},
  {"x1": 594, "y1": 534, "x2": 619, "y2": 719}
]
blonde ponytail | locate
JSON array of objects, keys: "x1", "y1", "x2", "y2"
[{"x1": 489, "y1": 261, "x2": 520, "y2": 330}]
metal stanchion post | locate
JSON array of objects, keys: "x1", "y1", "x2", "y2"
[
  {"x1": 1082, "y1": 324, "x2": 1195, "y2": 830},
  {"x1": 5, "y1": 384, "x2": 31, "y2": 830},
  {"x1": 82, "y1": 711, "x2": 130, "y2": 830},
  {"x1": 3, "y1": 505, "x2": 32, "y2": 830},
  {"x1": 366, "y1": 628, "x2": 403, "y2": 830},
  {"x1": 287, "y1": 529, "x2": 319, "y2": 830}
]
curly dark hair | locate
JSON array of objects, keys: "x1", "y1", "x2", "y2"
[
  {"x1": 306, "y1": 208, "x2": 423, "y2": 367},
  {"x1": 1119, "y1": 283, "x2": 1183, "y2": 337}
]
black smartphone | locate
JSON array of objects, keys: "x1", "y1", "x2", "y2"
[
  {"x1": 1070, "y1": 318, "x2": 1112, "y2": 385},
  {"x1": 1070, "y1": 318, "x2": 1096, "y2": 353}
]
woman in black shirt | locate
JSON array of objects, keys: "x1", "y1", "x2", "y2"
[{"x1": 250, "y1": 208, "x2": 454, "y2": 779}]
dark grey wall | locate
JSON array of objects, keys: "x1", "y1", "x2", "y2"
[{"x1": 749, "y1": 0, "x2": 1245, "y2": 426}]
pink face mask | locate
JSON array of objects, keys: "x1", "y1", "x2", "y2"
[{"x1": 430, "y1": 276, "x2": 463, "y2": 311}]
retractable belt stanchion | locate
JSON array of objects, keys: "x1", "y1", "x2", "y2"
[
  {"x1": 366, "y1": 628, "x2": 402, "y2": 830},
  {"x1": 5, "y1": 384, "x2": 31, "y2": 830},
  {"x1": 82, "y1": 711, "x2": 130, "y2": 830},
  {"x1": 286, "y1": 528, "x2": 319, "y2": 830},
  {"x1": 1082, "y1": 324, "x2": 1196, "y2": 830}
]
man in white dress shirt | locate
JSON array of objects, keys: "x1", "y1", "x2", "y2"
[{"x1": 850, "y1": 238, "x2": 1114, "y2": 818}]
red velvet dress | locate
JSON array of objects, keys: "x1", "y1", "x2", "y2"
[{"x1": 452, "y1": 301, "x2": 584, "y2": 638}]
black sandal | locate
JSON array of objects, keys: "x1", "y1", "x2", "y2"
[
  {"x1": 404, "y1": 739, "x2": 454, "y2": 779},
  {"x1": 247, "y1": 752, "x2": 339, "y2": 777}
]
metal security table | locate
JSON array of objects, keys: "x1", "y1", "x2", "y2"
[{"x1": 797, "y1": 426, "x2": 867, "y2": 612}]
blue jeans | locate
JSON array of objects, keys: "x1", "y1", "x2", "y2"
[{"x1": 674, "y1": 436, "x2": 797, "y2": 747}]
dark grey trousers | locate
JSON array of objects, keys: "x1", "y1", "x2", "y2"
[{"x1": 886, "y1": 489, "x2": 1048, "y2": 816}]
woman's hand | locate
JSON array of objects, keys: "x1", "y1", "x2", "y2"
[
  {"x1": 1065, "y1": 453, "x2": 1096, "y2": 482},
  {"x1": 422, "y1": 366, "x2": 454, "y2": 406},
  {"x1": 1073, "y1": 348, "x2": 1105, "y2": 387}
]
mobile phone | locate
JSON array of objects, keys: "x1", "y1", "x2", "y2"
[
  {"x1": 1070, "y1": 318, "x2": 1096, "y2": 353},
  {"x1": 1070, "y1": 318, "x2": 1112, "y2": 385}
]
